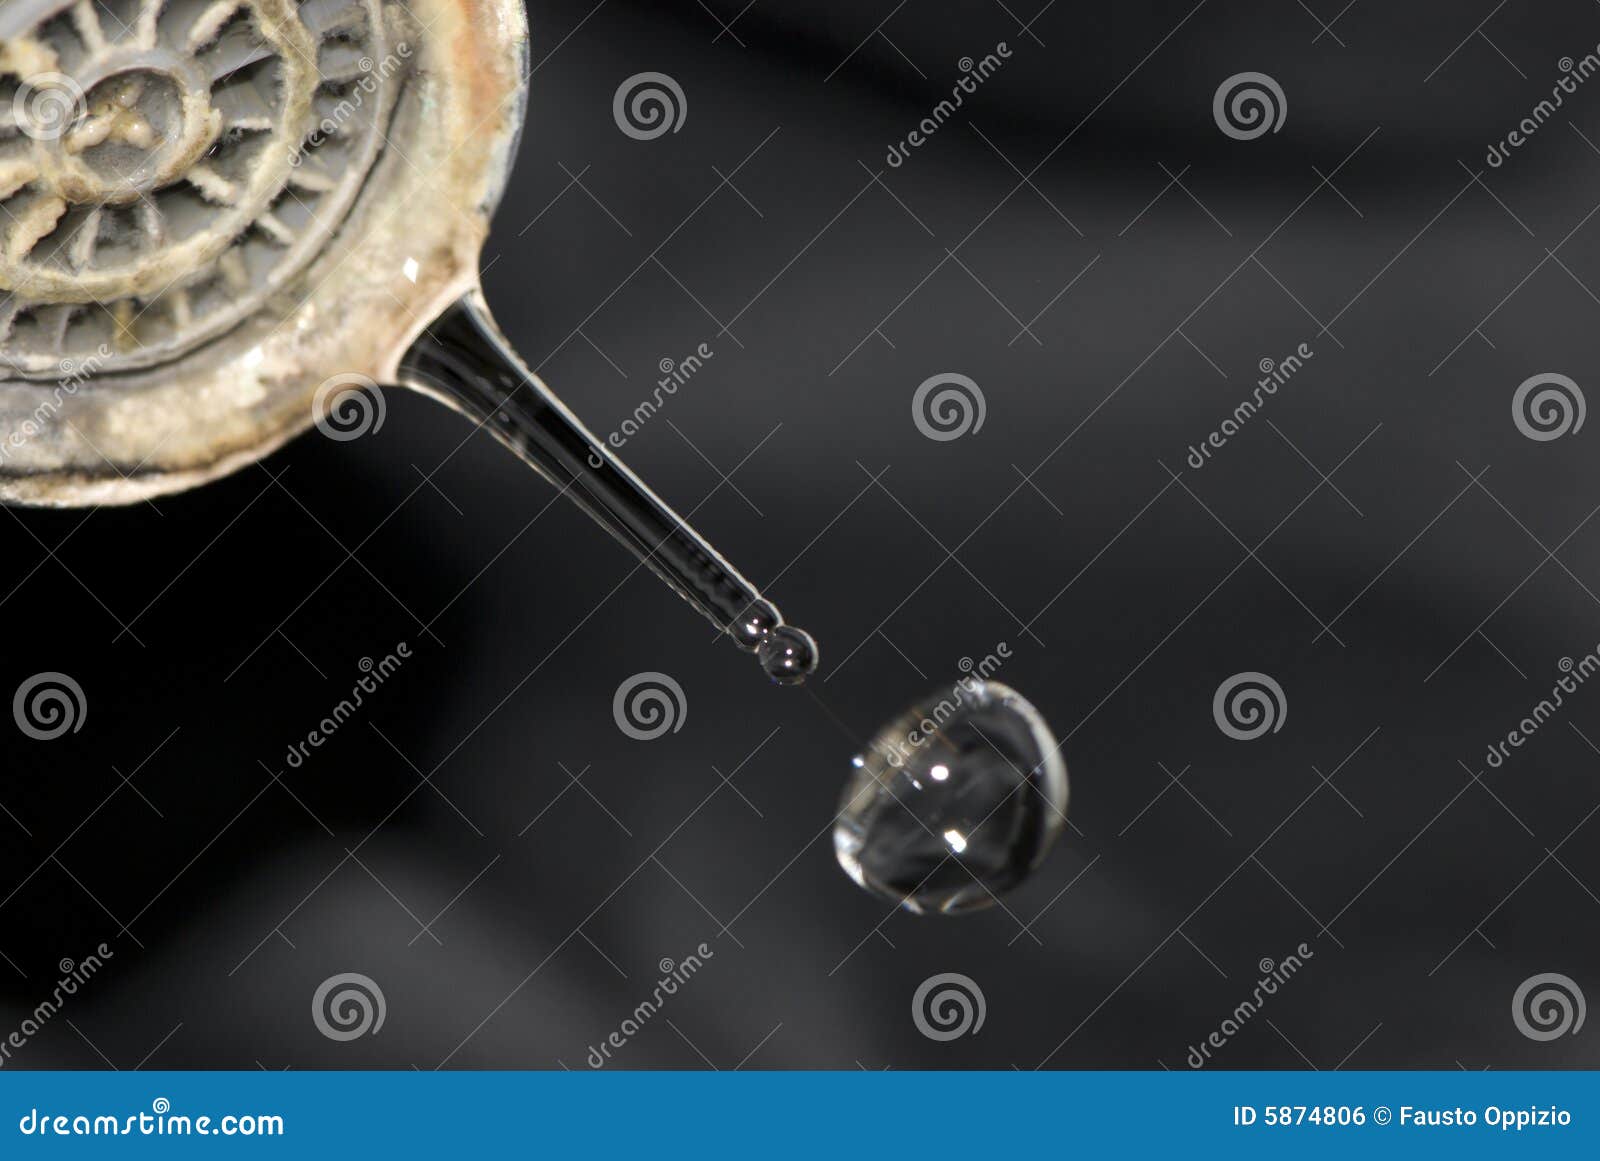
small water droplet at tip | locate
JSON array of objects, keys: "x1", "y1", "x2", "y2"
[{"x1": 758, "y1": 625, "x2": 818, "y2": 685}]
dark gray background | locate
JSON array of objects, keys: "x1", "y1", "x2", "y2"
[{"x1": 4, "y1": 0, "x2": 1600, "y2": 1069}]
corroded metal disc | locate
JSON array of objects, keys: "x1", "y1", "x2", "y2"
[{"x1": 0, "y1": 0, "x2": 529, "y2": 505}]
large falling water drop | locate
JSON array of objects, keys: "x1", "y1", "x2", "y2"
[{"x1": 834, "y1": 681, "x2": 1068, "y2": 915}]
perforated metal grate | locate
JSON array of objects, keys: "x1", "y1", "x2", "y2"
[{"x1": 0, "y1": 0, "x2": 403, "y2": 379}]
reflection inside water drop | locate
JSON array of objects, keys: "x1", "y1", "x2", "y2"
[{"x1": 834, "y1": 680, "x2": 1068, "y2": 915}]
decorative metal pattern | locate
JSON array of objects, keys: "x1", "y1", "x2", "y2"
[{"x1": 0, "y1": 0, "x2": 401, "y2": 377}]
